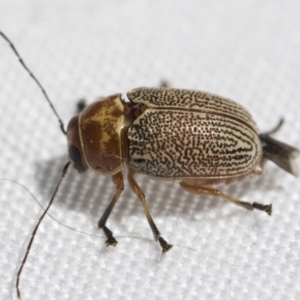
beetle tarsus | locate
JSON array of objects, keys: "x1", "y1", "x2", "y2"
[
  {"x1": 102, "y1": 226, "x2": 118, "y2": 247},
  {"x1": 158, "y1": 237, "x2": 173, "y2": 253},
  {"x1": 239, "y1": 201, "x2": 272, "y2": 215},
  {"x1": 253, "y1": 202, "x2": 272, "y2": 216},
  {"x1": 105, "y1": 238, "x2": 118, "y2": 247}
]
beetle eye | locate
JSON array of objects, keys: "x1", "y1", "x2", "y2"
[{"x1": 68, "y1": 145, "x2": 87, "y2": 172}]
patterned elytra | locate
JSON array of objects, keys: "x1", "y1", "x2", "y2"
[
  {"x1": 127, "y1": 88, "x2": 262, "y2": 179},
  {"x1": 127, "y1": 88, "x2": 259, "y2": 132}
]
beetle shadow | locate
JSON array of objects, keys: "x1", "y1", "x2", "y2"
[{"x1": 35, "y1": 154, "x2": 290, "y2": 232}]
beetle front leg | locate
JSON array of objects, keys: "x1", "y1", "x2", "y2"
[
  {"x1": 98, "y1": 172, "x2": 124, "y2": 247},
  {"x1": 180, "y1": 181, "x2": 272, "y2": 215},
  {"x1": 128, "y1": 168, "x2": 173, "y2": 253},
  {"x1": 77, "y1": 99, "x2": 87, "y2": 113}
]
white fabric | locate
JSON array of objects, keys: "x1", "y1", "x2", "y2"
[{"x1": 1, "y1": 1, "x2": 300, "y2": 300}]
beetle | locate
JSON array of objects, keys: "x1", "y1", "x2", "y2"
[{"x1": 1, "y1": 31, "x2": 299, "y2": 299}]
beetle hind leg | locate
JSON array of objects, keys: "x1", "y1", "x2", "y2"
[
  {"x1": 128, "y1": 168, "x2": 173, "y2": 253},
  {"x1": 180, "y1": 181, "x2": 272, "y2": 215},
  {"x1": 98, "y1": 172, "x2": 124, "y2": 247},
  {"x1": 262, "y1": 118, "x2": 284, "y2": 135}
]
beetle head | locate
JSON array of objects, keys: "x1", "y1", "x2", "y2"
[{"x1": 67, "y1": 116, "x2": 88, "y2": 172}]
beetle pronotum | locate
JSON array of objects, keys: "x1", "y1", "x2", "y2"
[{"x1": 1, "y1": 31, "x2": 299, "y2": 299}]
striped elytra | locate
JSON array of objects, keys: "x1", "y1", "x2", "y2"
[
  {"x1": 127, "y1": 88, "x2": 262, "y2": 179},
  {"x1": 1, "y1": 31, "x2": 299, "y2": 300}
]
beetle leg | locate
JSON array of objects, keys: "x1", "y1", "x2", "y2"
[
  {"x1": 77, "y1": 98, "x2": 87, "y2": 113},
  {"x1": 180, "y1": 181, "x2": 272, "y2": 215},
  {"x1": 263, "y1": 118, "x2": 284, "y2": 135},
  {"x1": 98, "y1": 172, "x2": 124, "y2": 247},
  {"x1": 128, "y1": 168, "x2": 173, "y2": 253},
  {"x1": 160, "y1": 79, "x2": 171, "y2": 88}
]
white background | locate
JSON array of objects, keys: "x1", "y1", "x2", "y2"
[{"x1": 1, "y1": 1, "x2": 300, "y2": 300}]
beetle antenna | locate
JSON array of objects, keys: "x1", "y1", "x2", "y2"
[
  {"x1": 16, "y1": 161, "x2": 70, "y2": 299},
  {"x1": 0, "y1": 31, "x2": 66, "y2": 135}
]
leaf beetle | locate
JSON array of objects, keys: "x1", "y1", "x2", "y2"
[{"x1": 1, "y1": 31, "x2": 299, "y2": 299}]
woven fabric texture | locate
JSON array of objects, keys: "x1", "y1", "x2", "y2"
[{"x1": 1, "y1": 1, "x2": 300, "y2": 300}]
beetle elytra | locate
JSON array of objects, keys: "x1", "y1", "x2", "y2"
[{"x1": 1, "y1": 31, "x2": 299, "y2": 299}]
